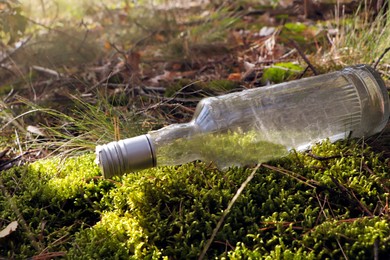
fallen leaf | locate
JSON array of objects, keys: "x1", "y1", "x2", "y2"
[
  {"x1": 104, "y1": 41, "x2": 111, "y2": 50},
  {"x1": 149, "y1": 70, "x2": 197, "y2": 84},
  {"x1": 227, "y1": 73, "x2": 242, "y2": 81},
  {"x1": 154, "y1": 33, "x2": 166, "y2": 42},
  {"x1": 27, "y1": 125, "x2": 46, "y2": 137},
  {"x1": 243, "y1": 61, "x2": 255, "y2": 72},
  {"x1": 148, "y1": 71, "x2": 176, "y2": 84},
  {"x1": 259, "y1": 26, "x2": 275, "y2": 37},
  {"x1": 126, "y1": 51, "x2": 141, "y2": 72},
  {"x1": 0, "y1": 221, "x2": 18, "y2": 239}
]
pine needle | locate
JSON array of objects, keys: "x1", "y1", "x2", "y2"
[{"x1": 198, "y1": 163, "x2": 261, "y2": 260}]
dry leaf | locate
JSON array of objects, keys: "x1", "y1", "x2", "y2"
[
  {"x1": 104, "y1": 41, "x2": 111, "y2": 50},
  {"x1": 149, "y1": 70, "x2": 197, "y2": 84},
  {"x1": 126, "y1": 51, "x2": 141, "y2": 72},
  {"x1": 149, "y1": 70, "x2": 174, "y2": 84},
  {"x1": 243, "y1": 61, "x2": 255, "y2": 72},
  {"x1": 154, "y1": 33, "x2": 166, "y2": 42},
  {"x1": 0, "y1": 221, "x2": 18, "y2": 239},
  {"x1": 227, "y1": 73, "x2": 242, "y2": 81},
  {"x1": 27, "y1": 125, "x2": 46, "y2": 137},
  {"x1": 259, "y1": 26, "x2": 275, "y2": 37}
]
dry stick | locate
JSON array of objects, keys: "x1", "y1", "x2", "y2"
[
  {"x1": 373, "y1": 46, "x2": 390, "y2": 69},
  {"x1": 306, "y1": 152, "x2": 343, "y2": 161},
  {"x1": 315, "y1": 187, "x2": 349, "y2": 260},
  {"x1": 198, "y1": 164, "x2": 261, "y2": 260},
  {"x1": 374, "y1": 237, "x2": 379, "y2": 260},
  {"x1": 362, "y1": 163, "x2": 390, "y2": 193},
  {"x1": 330, "y1": 176, "x2": 373, "y2": 216},
  {"x1": 262, "y1": 163, "x2": 319, "y2": 188},
  {"x1": 290, "y1": 40, "x2": 318, "y2": 75},
  {"x1": 298, "y1": 65, "x2": 310, "y2": 79}
]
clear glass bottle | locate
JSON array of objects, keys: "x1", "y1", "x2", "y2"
[{"x1": 96, "y1": 65, "x2": 390, "y2": 178}]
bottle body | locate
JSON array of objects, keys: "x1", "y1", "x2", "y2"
[{"x1": 96, "y1": 65, "x2": 389, "y2": 178}]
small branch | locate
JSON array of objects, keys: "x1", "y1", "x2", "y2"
[
  {"x1": 306, "y1": 152, "x2": 343, "y2": 161},
  {"x1": 315, "y1": 189, "x2": 348, "y2": 259},
  {"x1": 32, "y1": 65, "x2": 62, "y2": 79},
  {"x1": 298, "y1": 65, "x2": 310, "y2": 79},
  {"x1": 198, "y1": 164, "x2": 261, "y2": 260},
  {"x1": 362, "y1": 163, "x2": 390, "y2": 193},
  {"x1": 336, "y1": 238, "x2": 349, "y2": 260},
  {"x1": 373, "y1": 47, "x2": 390, "y2": 69},
  {"x1": 262, "y1": 163, "x2": 319, "y2": 188},
  {"x1": 0, "y1": 150, "x2": 32, "y2": 170},
  {"x1": 290, "y1": 40, "x2": 318, "y2": 75},
  {"x1": 374, "y1": 237, "x2": 379, "y2": 260},
  {"x1": 330, "y1": 176, "x2": 373, "y2": 216},
  {"x1": 32, "y1": 252, "x2": 66, "y2": 259}
]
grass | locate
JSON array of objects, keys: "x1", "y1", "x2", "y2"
[{"x1": 320, "y1": 3, "x2": 390, "y2": 69}]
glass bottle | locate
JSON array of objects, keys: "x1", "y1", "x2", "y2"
[{"x1": 96, "y1": 65, "x2": 390, "y2": 178}]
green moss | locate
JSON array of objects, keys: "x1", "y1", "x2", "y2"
[
  {"x1": 0, "y1": 154, "x2": 113, "y2": 258},
  {"x1": 262, "y1": 62, "x2": 303, "y2": 84},
  {"x1": 72, "y1": 140, "x2": 390, "y2": 259},
  {"x1": 156, "y1": 130, "x2": 288, "y2": 168},
  {"x1": 1, "y1": 141, "x2": 390, "y2": 259},
  {"x1": 284, "y1": 22, "x2": 307, "y2": 33}
]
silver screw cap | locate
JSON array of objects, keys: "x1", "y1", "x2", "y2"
[{"x1": 95, "y1": 134, "x2": 156, "y2": 178}]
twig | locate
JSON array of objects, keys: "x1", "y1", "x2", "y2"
[
  {"x1": 290, "y1": 40, "x2": 318, "y2": 75},
  {"x1": 213, "y1": 240, "x2": 235, "y2": 251},
  {"x1": 139, "y1": 93, "x2": 202, "y2": 103},
  {"x1": 306, "y1": 152, "x2": 343, "y2": 161},
  {"x1": 336, "y1": 238, "x2": 349, "y2": 260},
  {"x1": 0, "y1": 150, "x2": 32, "y2": 170},
  {"x1": 32, "y1": 65, "x2": 62, "y2": 79},
  {"x1": 315, "y1": 190, "x2": 348, "y2": 260},
  {"x1": 330, "y1": 176, "x2": 373, "y2": 216},
  {"x1": 373, "y1": 46, "x2": 390, "y2": 69},
  {"x1": 374, "y1": 236, "x2": 379, "y2": 260},
  {"x1": 298, "y1": 65, "x2": 310, "y2": 79},
  {"x1": 315, "y1": 193, "x2": 329, "y2": 225},
  {"x1": 105, "y1": 84, "x2": 166, "y2": 92},
  {"x1": 198, "y1": 164, "x2": 261, "y2": 260},
  {"x1": 32, "y1": 252, "x2": 66, "y2": 260},
  {"x1": 262, "y1": 163, "x2": 319, "y2": 188},
  {"x1": 362, "y1": 163, "x2": 390, "y2": 193}
]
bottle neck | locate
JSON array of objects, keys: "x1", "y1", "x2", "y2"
[{"x1": 148, "y1": 122, "x2": 200, "y2": 166}]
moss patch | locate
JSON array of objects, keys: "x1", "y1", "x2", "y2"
[
  {"x1": 1, "y1": 141, "x2": 390, "y2": 259},
  {"x1": 261, "y1": 62, "x2": 303, "y2": 84}
]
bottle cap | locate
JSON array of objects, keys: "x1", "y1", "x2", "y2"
[
  {"x1": 345, "y1": 65, "x2": 390, "y2": 137},
  {"x1": 95, "y1": 134, "x2": 156, "y2": 178}
]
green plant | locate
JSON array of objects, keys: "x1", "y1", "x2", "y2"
[
  {"x1": 0, "y1": 153, "x2": 112, "y2": 258},
  {"x1": 322, "y1": 4, "x2": 390, "y2": 67},
  {"x1": 261, "y1": 62, "x2": 303, "y2": 84},
  {"x1": 1, "y1": 96, "x2": 148, "y2": 157}
]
